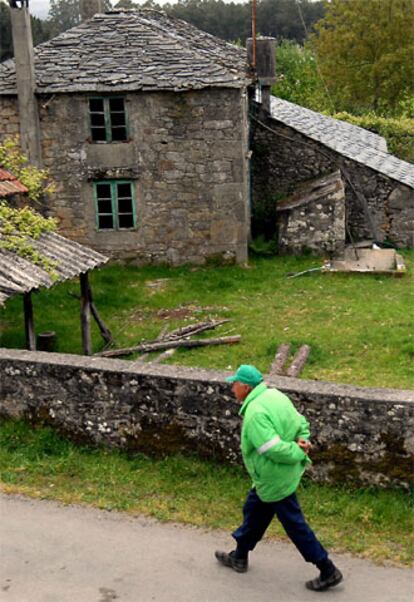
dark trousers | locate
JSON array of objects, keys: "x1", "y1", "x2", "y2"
[{"x1": 232, "y1": 488, "x2": 328, "y2": 565}]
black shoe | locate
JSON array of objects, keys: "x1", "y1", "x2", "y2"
[
  {"x1": 215, "y1": 550, "x2": 248, "y2": 573},
  {"x1": 306, "y1": 567, "x2": 343, "y2": 591}
]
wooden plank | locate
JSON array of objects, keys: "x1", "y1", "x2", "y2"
[
  {"x1": 269, "y1": 343, "x2": 291, "y2": 375},
  {"x1": 23, "y1": 291, "x2": 36, "y2": 350},
  {"x1": 80, "y1": 272, "x2": 92, "y2": 356}
]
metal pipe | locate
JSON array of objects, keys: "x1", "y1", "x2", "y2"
[{"x1": 251, "y1": 0, "x2": 257, "y2": 69}]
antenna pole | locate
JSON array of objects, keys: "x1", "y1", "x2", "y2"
[{"x1": 251, "y1": 0, "x2": 257, "y2": 69}]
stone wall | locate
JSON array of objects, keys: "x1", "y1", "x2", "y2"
[
  {"x1": 0, "y1": 88, "x2": 249, "y2": 265},
  {"x1": 0, "y1": 348, "x2": 413, "y2": 489},
  {"x1": 276, "y1": 171, "x2": 346, "y2": 256},
  {"x1": 251, "y1": 112, "x2": 414, "y2": 248}
]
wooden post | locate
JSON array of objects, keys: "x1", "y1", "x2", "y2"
[
  {"x1": 80, "y1": 272, "x2": 92, "y2": 355},
  {"x1": 23, "y1": 291, "x2": 36, "y2": 350}
]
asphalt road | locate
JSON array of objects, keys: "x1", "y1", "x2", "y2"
[{"x1": 1, "y1": 493, "x2": 413, "y2": 602}]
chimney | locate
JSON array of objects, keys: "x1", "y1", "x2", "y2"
[
  {"x1": 247, "y1": 37, "x2": 276, "y2": 113},
  {"x1": 9, "y1": 1, "x2": 42, "y2": 166},
  {"x1": 80, "y1": 0, "x2": 104, "y2": 22}
]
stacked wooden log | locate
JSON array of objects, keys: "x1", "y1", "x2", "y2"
[{"x1": 269, "y1": 343, "x2": 311, "y2": 378}]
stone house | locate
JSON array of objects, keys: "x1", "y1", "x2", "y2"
[
  {"x1": 0, "y1": 7, "x2": 251, "y2": 266},
  {"x1": 251, "y1": 97, "x2": 414, "y2": 251},
  {"x1": 1, "y1": 4, "x2": 413, "y2": 262}
]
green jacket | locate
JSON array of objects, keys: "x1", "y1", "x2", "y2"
[{"x1": 239, "y1": 382, "x2": 311, "y2": 502}]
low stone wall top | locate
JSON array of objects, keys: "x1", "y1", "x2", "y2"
[{"x1": 0, "y1": 348, "x2": 413, "y2": 488}]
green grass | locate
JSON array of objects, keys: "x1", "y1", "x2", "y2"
[
  {"x1": 0, "y1": 420, "x2": 412, "y2": 566},
  {"x1": 1, "y1": 252, "x2": 413, "y2": 388}
]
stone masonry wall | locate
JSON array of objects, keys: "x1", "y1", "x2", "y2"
[
  {"x1": 276, "y1": 171, "x2": 346, "y2": 256},
  {"x1": 0, "y1": 348, "x2": 413, "y2": 489},
  {"x1": 251, "y1": 113, "x2": 414, "y2": 248},
  {"x1": 0, "y1": 88, "x2": 249, "y2": 265}
]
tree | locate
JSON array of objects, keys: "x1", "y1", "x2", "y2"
[
  {"x1": 272, "y1": 40, "x2": 330, "y2": 112},
  {"x1": 309, "y1": 0, "x2": 414, "y2": 115},
  {"x1": 0, "y1": 2, "x2": 52, "y2": 61},
  {"x1": 48, "y1": 0, "x2": 112, "y2": 37},
  {"x1": 256, "y1": 0, "x2": 324, "y2": 44}
]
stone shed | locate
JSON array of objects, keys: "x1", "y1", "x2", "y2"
[
  {"x1": 251, "y1": 97, "x2": 414, "y2": 251},
  {"x1": 0, "y1": 7, "x2": 251, "y2": 266}
]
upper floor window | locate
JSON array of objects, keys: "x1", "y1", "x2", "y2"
[
  {"x1": 89, "y1": 97, "x2": 128, "y2": 142},
  {"x1": 94, "y1": 181, "x2": 136, "y2": 230}
]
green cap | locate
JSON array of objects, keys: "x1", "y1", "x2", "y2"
[{"x1": 226, "y1": 364, "x2": 263, "y2": 387}]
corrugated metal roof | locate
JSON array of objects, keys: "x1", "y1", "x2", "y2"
[
  {"x1": 0, "y1": 231, "x2": 108, "y2": 305},
  {"x1": 269, "y1": 96, "x2": 414, "y2": 189},
  {"x1": 0, "y1": 9, "x2": 248, "y2": 95},
  {"x1": 0, "y1": 168, "x2": 29, "y2": 197}
]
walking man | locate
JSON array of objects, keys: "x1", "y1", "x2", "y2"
[{"x1": 215, "y1": 364, "x2": 343, "y2": 592}]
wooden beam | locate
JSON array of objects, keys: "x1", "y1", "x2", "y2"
[
  {"x1": 80, "y1": 272, "x2": 92, "y2": 356},
  {"x1": 23, "y1": 291, "x2": 36, "y2": 350}
]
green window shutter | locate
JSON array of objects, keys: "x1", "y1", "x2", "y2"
[{"x1": 94, "y1": 180, "x2": 136, "y2": 231}]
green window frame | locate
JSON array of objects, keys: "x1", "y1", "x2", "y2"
[
  {"x1": 88, "y1": 97, "x2": 128, "y2": 142},
  {"x1": 94, "y1": 181, "x2": 137, "y2": 231}
]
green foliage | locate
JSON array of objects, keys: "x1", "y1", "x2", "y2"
[
  {"x1": 272, "y1": 40, "x2": 330, "y2": 112},
  {"x1": 0, "y1": 420, "x2": 412, "y2": 564},
  {"x1": 0, "y1": 137, "x2": 55, "y2": 202},
  {"x1": 0, "y1": 203, "x2": 58, "y2": 274},
  {"x1": 163, "y1": 0, "x2": 324, "y2": 44},
  {"x1": 333, "y1": 112, "x2": 414, "y2": 164},
  {"x1": 48, "y1": 0, "x2": 112, "y2": 36},
  {"x1": 0, "y1": 3, "x2": 53, "y2": 61},
  {"x1": 0, "y1": 137, "x2": 57, "y2": 273},
  {"x1": 309, "y1": 0, "x2": 414, "y2": 115}
]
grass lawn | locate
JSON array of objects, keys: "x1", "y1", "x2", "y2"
[
  {"x1": 1, "y1": 251, "x2": 413, "y2": 389},
  {"x1": 0, "y1": 420, "x2": 412, "y2": 566}
]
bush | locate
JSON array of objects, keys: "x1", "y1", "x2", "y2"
[{"x1": 333, "y1": 113, "x2": 414, "y2": 163}]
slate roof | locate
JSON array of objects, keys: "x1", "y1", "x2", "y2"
[
  {"x1": 270, "y1": 97, "x2": 414, "y2": 189},
  {"x1": 0, "y1": 231, "x2": 108, "y2": 306},
  {"x1": 0, "y1": 168, "x2": 28, "y2": 197},
  {"x1": 0, "y1": 9, "x2": 248, "y2": 95}
]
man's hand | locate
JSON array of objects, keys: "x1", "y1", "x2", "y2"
[{"x1": 297, "y1": 438, "x2": 312, "y2": 454}]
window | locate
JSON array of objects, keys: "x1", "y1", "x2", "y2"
[
  {"x1": 94, "y1": 181, "x2": 136, "y2": 230},
  {"x1": 89, "y1": 97, "x2": 128, "y2": 142}
]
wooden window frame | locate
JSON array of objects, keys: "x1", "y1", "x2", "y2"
[
  {"x1": 93, "y1": 180, "x2": 137, "y2": 231},
  {"x1": 88, "y1": 96, "x2": 128, "y2": 143}
]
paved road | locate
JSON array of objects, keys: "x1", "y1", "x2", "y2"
[{"x1": 1, "y1": 493, "x2": 413, "y2": 602}]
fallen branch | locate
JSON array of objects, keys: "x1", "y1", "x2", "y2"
[
  {"x1": 286, "y1": 267, "x2": 322, "y2": 279},
  {"x1": 96, "y1": 335, "x2": 241, "y2": 358},
  {"x1": 164, "y1": 319, "x2": 230, "y2": 340},
  {"x1": 286, "y1": 345, "x2": 311, "y2": 378},
  {"x1": 269, "y1": 343, "x2": 291, "y2": 376}
]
